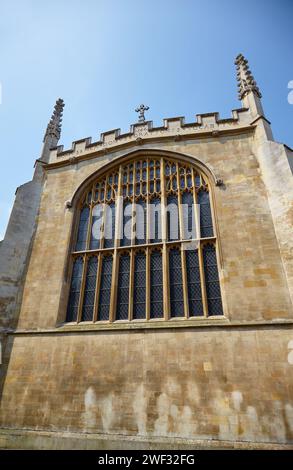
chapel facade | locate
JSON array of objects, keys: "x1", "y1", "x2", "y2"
[{"x1": 0, "y1": 54, "x2": 293, "y2": 449}]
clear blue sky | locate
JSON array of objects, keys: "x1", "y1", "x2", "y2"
[{"x1": 0, "y1": 0, "x2": 292, "y2": 240}]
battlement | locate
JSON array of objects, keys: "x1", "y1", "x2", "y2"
[{"x1": 48, "y1": 107, "x2": 253, "y2": 165}]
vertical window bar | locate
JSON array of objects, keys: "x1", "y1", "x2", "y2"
[
  {"x1": 66, "y1": 257, "x2": 84, "y2": 322},
  {"x1": 81, "y1": 256, "x2": 98, "y2": 321},
  {"x1": 116, "y1": 254, "x2": 131, "y2": 320},
  {"x1": 198, "y1": 243, "x2": 209, "y2": 317},
  {"x1": 97, "y1": 255, "x2": 113, "y2": 321},
  {"x1": 150, "y1": 251, "x2": 164, "y2": 319},
  {"x1": 203, "y1": 244, "x2": 223, "y2": 316},
  {"x1": 169, "y1": 248, "x2": 185, "y2": 317}
]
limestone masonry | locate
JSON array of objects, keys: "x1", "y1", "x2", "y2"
[{"x1": 0, "y1": 54, "x2": 292, "y2": 449}]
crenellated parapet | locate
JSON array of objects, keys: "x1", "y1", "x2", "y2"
[{"x1": 48, "y1": 107, "x2": 253, "y2": 166}]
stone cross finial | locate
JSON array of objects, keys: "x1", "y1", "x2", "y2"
[
  {"x1": 43, "y1": 98, "x2": 65, "y2": 143},
  {"x1": 135, "y1": 104, "x2": 149, "y2": 123},
  {"x1": 235, "y1": 54, "x2": 262, "y2": 100}
]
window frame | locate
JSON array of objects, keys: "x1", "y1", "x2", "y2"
[{"x1": 64, "y1": 152, "x2": 225, "y2": 325}]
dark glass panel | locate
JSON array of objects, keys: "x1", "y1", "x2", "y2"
[
  {"x1": 185, "y1": 250, "x2": 203, "y2": 316},
  {"x1": 150, "y1": 197, "x2": 161, "y2": 243},
  {"x1": 133, "y1": 253, "x2": 146, "y2": 319},
  {"x1": 97, "y1": 255, "x2": 113, "y2": 321},
  {"x1": 135, "y1": 199, "x2": 146, "y2": 245},
  {"x1": 150, "y1": 251, "x2": 163, "y2": 318},
  {"x1": 66, "y1": 257, "x2": 84, "y2": 322},
  {"x1": 90, "y1": 204, "x2": 102, "y2": 250},
  {"x1": 203, "y1": 244, "x2": 223, "y2": 316},
  {"x1": 81, "y1": 256, "x2": 98, "y2": 321},
  {"x1": 116, "y1": 254, "x2": 130, "y2": 320},
  {"x1": 121, "y1": 201, "x2": 132, "y2": 247},
  {"x1": 195, "y1": 174, "x2": 201, "y2": 187},
  {"x1": 104, "y1": 202, "x2": 115, "y2": 248},
  {"x1": 167, "y1": 194, "x2": 180, "y2": 241},
  {"x1": 169, "y1": 248, "x2": 184, "y2": 317},
  {"x1": 75, "y1": 207, "x2": 89, "y2": 251},
  {"x1": 182, "y1": 192, "x2": 196, "y2": 241},
  {"x1": 198, "y1": 189, "x2": 214, "y2": 238}
]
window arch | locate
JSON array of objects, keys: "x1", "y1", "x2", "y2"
[{"x1": 66, "y1": 155, "x2": 223, "y2": 323}]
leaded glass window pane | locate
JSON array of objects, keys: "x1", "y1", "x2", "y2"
[
  {"x1": 133, "y1": 252, "x2": 146, "y2": 319},
  {"x1": 104, "y1": 202, "x2": 115, "y2": 248},
  {"x1": 203, "y1": 244, "x2": 223, "y2": 316},
  {"x1": 150, "y1": 197, "x2": 161, "y2": 243},
  {"x1": 90, "y1": 204, "x2": 102, "y2": 250},
  {"x1": 186, "y1": 250, "x2": 203, "y2": 316},
  {"x1": 198, "y1": 190, "x2": 213, "y2": 238},
  {"x1": 135, "y1": 199, "x2": 146, "y2": 245},
  {"x1": 169, "y1": 248, "x2": 184, "y2": 317},
  {"x1": 182, "y1": 191, "x2": 195, "y2": 241},
  {"x1": 121, "y1": 201, "x2": 132, "y2": 246},
  {"x1": 66, "y1": 257, "x2": 83, "y2": 322},
  {"x1": 75, "y1": 207, "x2": 89, "y2": 251},
  {"x1": 116, "y1": 254, "x2": 130, "y2": 320},
  {"x1": 167, "y1": 194, "x2": 180, "y2": 241},
  {"x1": 81, "y1": 256, "x2": 98, "y2": 321},
  {"x1": 97, "y1": 255, "x2": 113, "y2": 321},
  {"x1": 150, "y1": 251, "x2": 163, "y2": 318}
]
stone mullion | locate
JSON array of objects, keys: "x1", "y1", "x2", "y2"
[
  {"x1": 176, "y1": 163, "x2": 189, "y2": 319},
  {"x1": 109, "y1": 166, "x2": 123, "y2": 322},
  {"x1": 198, "y1": 241, "x2": 208, "y2": 317},
  {"x1": 161, "y1": 157, "x2": 170, "y2": 320}
]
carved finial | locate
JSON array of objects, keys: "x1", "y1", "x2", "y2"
[
  {"x1": 43, "y1": 98, "x2": 65, "y2": 142},
  {"x1": 235, "y1": 54, "x2": 262, "y2": 100},
  {"x1": 135, "y1": 104, "x2": 149, "y2": 123}
]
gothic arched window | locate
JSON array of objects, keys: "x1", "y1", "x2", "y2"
[{"x1": 66, "y1": 156, "x2": 223, "y2": 323}]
